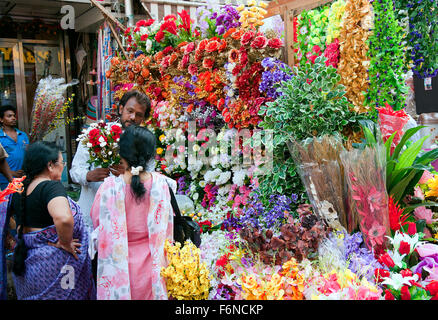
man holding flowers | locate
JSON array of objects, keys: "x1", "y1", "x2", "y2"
[{"x1": 70, "y1": 90, "x2": 151, "y2": 235}]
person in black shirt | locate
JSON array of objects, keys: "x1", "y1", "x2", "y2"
[{"x1": 10, "y1": 141, "x2": 95, "y2": 300}]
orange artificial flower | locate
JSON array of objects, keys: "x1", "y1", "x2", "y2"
[{"x1": 223, "y1": 27, "x2": 236, "y2": 39}]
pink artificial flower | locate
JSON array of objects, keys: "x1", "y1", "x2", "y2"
[
  {"x1": 367, "y1": 223, "x2": 386, "y2": 247},
  {"x1": 414, "y1": 186, "x2": 425, "y2": 200},
  {"x1": 414, "y1": 206, "x2": 438, "y2": 224},
  {"x1": 419, "y1": 170, "x2": 434, "y2": 184},
  {"x1": 416, "y1": 243, "x2": 438, "y2": 258}
]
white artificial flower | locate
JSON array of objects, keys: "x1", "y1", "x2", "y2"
[
  {"x1": 387, "y1": 230, "x2": 422, "y2": 254},
  {"x1": 199, "y1": 180, "x2": 206, "y2": 188},
  {"x1": 86, "y1": 142, "x2": 93, "y2": 148},
  {"x1": 232, "y1": 170, "x2": 246, "y2": 187},
  {"x1": 193, "y1": 193, "x2": 199, "y2": 201},
  {"x1": 217, "y1": 171, "x2": 231, "y2": 185},
  {"x1": 381, "y1": 273, "x2": 418, "y2": 291}
]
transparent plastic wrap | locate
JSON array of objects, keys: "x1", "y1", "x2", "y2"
[
  {"x1": 377, "y1": 105, "x2": 409, "y2": 154},
  {"x1": 340, "y1": 144, "x2": 389, "y2": 256},
  {"x1": 288, "y1": 134, "x2": 348, "y2": 231},
  {"x1": 29, "y1": 76, "x2": 79, "y2": 142}
]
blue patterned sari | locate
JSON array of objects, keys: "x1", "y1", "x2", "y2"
[{"x1": 12, "y1": 198, "x2": 96, "y2": 300}]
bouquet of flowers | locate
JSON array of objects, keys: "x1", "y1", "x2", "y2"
[
  {"x1": 161, "y1": 239, "x2": 211, "y2": 300},
  {"x1": 76, "y1": 121, "x2": 122, "y2": 168},
  {"x1": 29, "y1": 76, "x2": 78, "y2": 142}
]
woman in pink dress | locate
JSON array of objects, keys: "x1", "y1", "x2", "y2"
[{"x1": 90, "y1": 125, "x2": 176, "y2": 300}]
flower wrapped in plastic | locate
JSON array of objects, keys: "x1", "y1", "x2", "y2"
[
  {"x1": 76, "y1": 121, "x2": 122, "y2": 168},
  {"x1": 340, "y1": 144, "x2": 390, "y2": 256},
  {"x1": 376, "y1": 103, "x2": 409, "y2": 155},
  {"x1": 29, "y1": 76, "x2": 78, "y2": 142},
  {"x1": 288, "y1": 134, "x2": 349, "y2": 231}
]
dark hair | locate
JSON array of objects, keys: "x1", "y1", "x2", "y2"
[
  {"x1": 0, "y1": 105, "x2": 16, "y2": 118},
  {"x1": 118, "y1": 90, "x2": 151, "y2": 119},
  {"x1": 13, "y1": 141, "x2": 61, "y2": 276},
  {"x1": 119, "y1": 125, "x2": 156, "y2": 202}
]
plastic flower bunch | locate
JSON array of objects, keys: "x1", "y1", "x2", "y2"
[
  {"x1": 0, "y1": 176, "x2": 26, "y2": 203},
  {"x1": 124, "y1": 19, "x2": 156, "y2": 55},
  {"x1": 307, "y1": 268, "x2": 382, "y2": 300},
  {"x1": 325, "y1": 0, "x2": 346, "y2": 44},
  {"x1": 236, "y1": 258, "x2": 305, "y2": 300},
  {"x1": 215, "y1": 4, "x2": 241, "y2": 36},
  {"x1": 364, "y1": 0, "x2": 409, "y2": 112},
  {"x1": 374, "y1": 229, "x2": 438, "y2": 300},
  {"x1": 259, "y1": 57, "x2": 293, "y2": 99},
  {"x1": 236, "y1": 0, "x2": 268, "y2": 29},
  {"x1": 161, "y1": 239, "x2": 211, "y2": 300}
]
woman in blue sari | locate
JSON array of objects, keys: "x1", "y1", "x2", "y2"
[{"x1": 11, "y1": 141, "x2": 95, "y2": 300}]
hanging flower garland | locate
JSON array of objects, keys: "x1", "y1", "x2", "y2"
[
  {"x1": 326, "y1": 0, "x2": 347, "y2": 45},
  {"x1": 364, "y1": 0, "x2": 408, "y2": 112},
  {"x1": 406, "y1": 0, "x2": 438, "y2": 79},
  {"x1": 337, "y1": 0, "x2": 373, "y2": 113},
  {"x1": 295, "y1": 6, "x2": 330, "y2": 66}
]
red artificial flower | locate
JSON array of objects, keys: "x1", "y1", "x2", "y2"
[
  {"x1": 155, "y1": 30, "x2": 165, "y2": 42},
  {"x1": 185, "y1": 42, "x2": 195, "y2": 54},
  {"x1": 205, "y1": 40, "x2": 220, "y2": 53},
  {"x1": 384, "y1": 290, "x2": 395, "y2": 300},
  {"x1": 378, "y1": 253, "x2": 395, "y2": 269},
  {"x1": 140, "y1": 34, "x2": 148, "y2": 41},
  {"x1": 240, "y1": 30, "x2": 255, "y2": 46},
  {"x1": 194, "y1": 29, "x2": 200, "y2": 37},
  {"x1": 145, "y1": 19, "x2": 155, "y2": 27},
  {"x1": 202, "y1": 58, "x2": 214, "y2": 69},
  {"x1": 239, "y1": 49, "x2": 248, "y2": 66},
  {"x1": 426, "y1": 281, "x2": 438, "y2": 296},
  {"x1": 89, "y1": 128, "x2": 100, "y2": 138},
  {"x1": 162, "y1": 46, "x2": 173, "y2": 55},
  {"x1": 136, "y1": 20, "x2": 146, "y2": 28},
  {"x1": 198, "y1": 220, "x2": 212, "y2": 233},
  {"x1": 399, "y1": 241, "x2": 411, "y2": 255},
  {"x1": 177, "y1": 10, "x2": 192, "y2": 33},
  {"x1": 312, "y1": 45, "x2": 321, "y2": 54},
  {"x1": 250, "y1": 36, "x2": 268, "y2": 49},
  {"x1": 400, "y1": 285, "x2": 411, "y2": 300},
  {"x1": 407, "y1": 222, "x2": 417, "y2": 236},
  {"x1": 134, "y1": 27, "x2": 140, "y2": 33},
  {"x1": 400, "y1": 269, "x2": 413, "y2": 278},
  {"x1": 124, "y1": 27, "x2": 131, "y2": 35},
  {"x1": 388, "y1": 196, "x2": 409, "y2": 232},
  {"x1": 374, "y1": 268, "x2": 391, "y2": 282},
  {"x1": 228, "y1": 49, "x2": 239, "y2": 63},
  {"x1": 188, "y1": 64, "x2": 198, "y2": 76},
  {"x1": 165, "y1": 14, "x2": 177, "y2": 21},
  {"x1": 198, "y1": 39, "x2": 209, "y2": 51},
  {"x1": 267, "y1": 38, "x2": 283, "y2": 49}
]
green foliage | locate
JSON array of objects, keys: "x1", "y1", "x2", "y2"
[
  {"x1": 360, "y1": 123, "x2": 438, "y2": 205},
  {"x1": 256, "y1": 56, "x2": 363, "y2": 206},
  {"x1": 365, "y1": 0, "x2": 408, "y2": 112}
]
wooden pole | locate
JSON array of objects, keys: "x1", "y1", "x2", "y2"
[
  {"x1": 89, "y1": 0, "x2": 127, "y2": 33},
  {"x1": 105, "y1": 18, "x2": 128, "y2": 60}
]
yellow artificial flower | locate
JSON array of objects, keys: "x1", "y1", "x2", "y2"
[
  {"x1": 426, "y1": 176, "x2": 438, "y2": 197},
  {"x1": 236, "y1": 4, "x2": 245, "y2": 12},
  {"x1": 156, "y1": 147, "x2": 164, "y2": 155},
  {"x1": 159, "y1": 134, "x2": 166, "y2": 142},
  {"x1": 259, "y1": 1, "x2": 268, "y2": 8}
]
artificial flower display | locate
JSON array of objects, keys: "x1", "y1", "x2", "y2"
[{"x1": 102, "y1": 2, "x2": 438, "y2": 300}]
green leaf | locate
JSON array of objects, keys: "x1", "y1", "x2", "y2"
[
  {"x1": 362, "y1": 126, "x2": 377, "y2": 146},
  {"x1": 403, "y1": 201, "x2": 438, "y2": 214},
  {"x1": 416, "y1": 148, "x2": 438, "y2": 166},
  {"x1": 389, "y1": 170, "x2": 418, "y2": 203},
  {"x1": 394, "y1": 136, "x2": 428, "y2": 172},
  {"x1": 391, "y1": 126, "x2": 426, "y2": 161},
  {"x1": 384, "y1": 131, "x2": 397, "y2": 161}
]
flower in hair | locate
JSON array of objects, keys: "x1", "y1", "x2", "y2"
[{"x1": 131, "y1": 166, "x2": 144, "y2": 176}]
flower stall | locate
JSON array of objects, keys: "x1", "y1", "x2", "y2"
[{"x1": 101, "y1": 0, "x2": 438, "y2": 300}]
